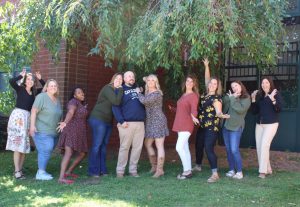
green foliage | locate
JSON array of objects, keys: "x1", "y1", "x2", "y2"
[
  {"x1": 126, "y1": 0, "x2": 287, "y2": 74},
  {"x1": 0, "y1": 90, "x2": 15, "y2": 116},
  {"x1": 1, "y1": 0, "x2": 287, "y2": 99},
  {"x1": 1, "y1": 151, "x2": 300, "y2": 206},
  {"x1": 0, "y1": 2, "x2": 38, "y2": 73}
]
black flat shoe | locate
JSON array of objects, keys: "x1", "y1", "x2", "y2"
[{"x1": 177, "y1": 173, "x2": 192, "y2": 180}]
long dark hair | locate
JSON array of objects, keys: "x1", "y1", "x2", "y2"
[
  {"x1": 256, "y1": 76, "x2": 276, "y2": 100},
  {"x1": 21, "y1": 73, "x2": 37, "y2": 95},
  {"x1": 231, "y1": 80, "x2": 249, "y2": 99}
]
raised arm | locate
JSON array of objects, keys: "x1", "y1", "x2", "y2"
[
  {"x1": 203, "y1": 58, "x2": 211, "y2": 86},
  {"x1": 9, "y1": 69, "x2": 25, "y2": 91},
  {"x1": 35, "y1": 71, "x2": 45, "y2": 94}
]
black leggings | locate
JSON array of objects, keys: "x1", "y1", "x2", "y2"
[{"x1": 195, "y1": 127, "x2": 218, "y2": 169}]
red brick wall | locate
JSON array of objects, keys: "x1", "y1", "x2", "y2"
[{"x1": 31, "y1": 39, "x2": 182, "y2": 148}]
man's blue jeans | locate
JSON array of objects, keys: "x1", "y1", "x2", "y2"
[
  {"x1": 222, "y1": 127, "x2": 243, "y2": 172},
  {"x1": 88, "y1": 117, "x2": 112, "y2": 176},
  {"x1": 33, "y1": 132, "x2": 57, "y2": 171}
]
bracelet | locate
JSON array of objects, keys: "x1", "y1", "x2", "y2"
[{"x1": 272, "y1": 100, "x2": 276, "y2": 103}]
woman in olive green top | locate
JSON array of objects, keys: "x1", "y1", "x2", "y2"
[
  {"x1": 222, "y1": 80, "x2": 251, "y2": 179},
  {"x1": 88, "y1": 73, "x2": 123, "y2": 177}
]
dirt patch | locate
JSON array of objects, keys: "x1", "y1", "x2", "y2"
[{"x1": 108, "y1": 144, "x2": 300, "y2": 172}]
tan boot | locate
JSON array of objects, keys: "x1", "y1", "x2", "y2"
[
  {"x1": 149, "y1": 155, "x2": 157, "y2": 174},
  {"x1": 153, "y1": 157, "x2": 165, "y2": 178}
]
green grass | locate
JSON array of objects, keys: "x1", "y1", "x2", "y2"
[{"x1": 0, "y1": 151, "x2": 300, "y2": 207}]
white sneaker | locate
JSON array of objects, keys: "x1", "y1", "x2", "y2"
[
  {"x1": 225, "y1": 170, "x2": 235, "y2": 177},
  {"x1": 192, "y1": 165, "x2": 202, "y2": 172},
  {"x1": 36, "y1": 170, "x2": 53, "y2": 180},
  {"x1": 233, "y1": 172, "x2": 243, "y2": 179}
]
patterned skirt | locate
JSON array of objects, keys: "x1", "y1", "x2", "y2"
[{"x1": 6, "y1": 108, "x2": 30, "y2": 153}]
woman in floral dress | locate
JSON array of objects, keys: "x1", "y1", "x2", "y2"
[{"x1": 137, "y1": 74, "x2": 169, "y2": 178}]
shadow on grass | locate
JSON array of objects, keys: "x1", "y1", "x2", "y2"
[{"x1": 1, "y1": 151, "x2": 300, "y2": 207}]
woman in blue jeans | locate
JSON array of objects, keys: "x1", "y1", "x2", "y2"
[
  {"x1": 222, "y1": 80, "x2": 251, "y2": 179},
  {"x1": 30, "y1": 79, "x2": 62, "y2": 180},
  {"x1": 88, "y1": 73, "x2": 123, "y2": 177}
]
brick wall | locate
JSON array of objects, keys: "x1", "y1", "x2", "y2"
[{"x1": 30, "y1": 39, "x2": 183, "y2": 148}]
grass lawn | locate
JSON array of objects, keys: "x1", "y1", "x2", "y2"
[{"x1": 0, "y1": 150, "x2": 300, "y2": 207}]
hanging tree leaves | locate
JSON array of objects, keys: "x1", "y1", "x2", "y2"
[
  {"x1": 126, "y1": 0, "x2": 287, "y2": 79},
  {"x1": 0, "y1": 0, "x2": 288, "y2": 98}
]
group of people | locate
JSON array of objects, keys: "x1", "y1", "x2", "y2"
[{"x1": 5, "y1": 58, "x2": 282, "y2": 184}]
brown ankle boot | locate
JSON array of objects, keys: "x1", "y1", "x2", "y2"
[
  {"x1": 153, "y1": 157, "x2": 165, "y2": 178},
  {"x1": 149, "y1": 155, "x2": 157, "y2": 174}
]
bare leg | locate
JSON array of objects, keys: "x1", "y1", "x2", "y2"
[
  {"x1": 59, "y1": 146, "x2": 73, "y2": 181},
  {"x1": 144, "y1": 139, "x2": 155, "y2": 156},
  {"x1": 155, "y1": 138, "x2": 165, "y2": 158},
  {"x1": 66, "y1": 152, "x2": 86, "y2": 174},
  {"x1": 13, "y1": 151, "x2": 21, "y2": 172}
]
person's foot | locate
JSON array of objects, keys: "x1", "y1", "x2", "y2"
[
  {"x1": 192, "y1": 165, "x2": 202, "y2": 172},
  {"x1": 177, "y1": 171, "x2": 192, "y2": 180},
  {"x1": 36, "y1": 170, "x2": 53, "y2": 180},
  {"x1": 14, "y1": 171, "x2": 26, "y2": 180},
  {"x1": 116, "y1": 173, "x2": 124, "y2": 178},
  {"x1": 207, "y1": 173, "x2": 220, "y2": 183},
  {"x1": 129, "y1": 172, "x2": 140, "y2": 178},
  {"x1": 58, "y1": 178, "x2": 74, "y2": 184},
  {"x1": 232, "y1": 172, "x2": 243, "y2": 179},
  {"x1": 258, "y1": 173, "x2": 266, "y2": 179},
  {"x1": 225, "y1": 170, "x2": 235, "y2": 177},
  {"x1": 64, "y1": 173, "x2": 79, "y2": 179}
]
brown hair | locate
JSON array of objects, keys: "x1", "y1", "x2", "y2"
[
  {"x1": 231, "y1": 80, "x2": 250, "y2": 99},
  {"x1": 206, "y1": 76, "x2": 222, "y2": 96},
  {"x1": 109, "y1": 73, "x2": 123, "y2": 88},
  {"x1": 260, "y1": 76, "x2": 275, "y2": 95},
  {"x1": 182, "y1": 73, "x2": 199, "y2": 95}
]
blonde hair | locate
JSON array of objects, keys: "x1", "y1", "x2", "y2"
[
  {"x1": 42, "y1": 79, "x2": 59, "y2": 97},
  {"x1": 109, "y1": 73, "x2": 123, "y2": 88},
  {"x1": 145, "y1": 74, "x2": 163, "y2": 95},
  {"x1": 206, "y1": 77, "x2": 222, "y2": 95}
]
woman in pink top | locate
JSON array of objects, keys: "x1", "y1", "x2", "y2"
[{"x1": 171, "y1": 73, "x2": 199, "y2": 180}]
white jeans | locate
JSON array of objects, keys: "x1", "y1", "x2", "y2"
[{"x1": 176, "y1": 131, "x2": 192, "y2": 172}]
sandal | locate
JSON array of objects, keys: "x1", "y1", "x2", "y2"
[
  {"x1": 14, "y1": 171, "x2": 26, "y2": 180},
  {"x1": 177, "y1": 173, "x2": 192, "y2": 180},
  {"x1": 58, "y1": 178, "x2": 74, "y2": 184},
  {"x1": 64, "y1": 173, "x2": 79, "y2": 179}
]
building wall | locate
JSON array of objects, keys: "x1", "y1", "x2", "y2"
[{"x1": 30, "y1": 39, "x2": 180, "y2": 147}]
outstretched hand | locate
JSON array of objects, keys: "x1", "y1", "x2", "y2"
[
  {"x1": 35, "y1": 71, "x2": 42, "y2": 80},
  {"x1": 20, "y1": 69, "x2": 26, "y2": 77},
  {"x1": 56, "y1": 122, "x2": 66, "y2": 133},
  {"x1": 268, "y1": 89, "x2": 277, "y2": 102},
  {"x1": 202, "y1": 58, "x2": 209, "y2": 67}
]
